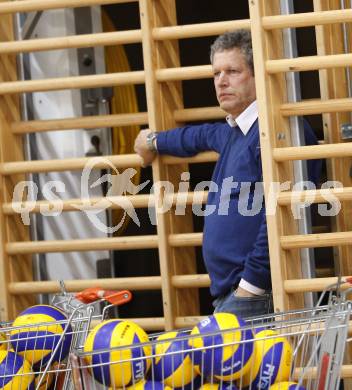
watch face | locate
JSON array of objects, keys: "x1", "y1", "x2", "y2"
[{"x1": 147, "y1": 132, "x2": 157, "y2": 151}]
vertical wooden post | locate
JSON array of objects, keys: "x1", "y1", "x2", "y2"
[
  {"x1": 314, "y1": 0, "x2": 352, "y2": 286},
  {"x1": 0, "y1": 6, "x2": 34, "y2": 319},
  {"x1": 314, "y1": 1, "x2": 352, "y2": 387},
  {"x1": 249, "y1": 0, "x2": 304, "y2": 311},
  {"x1": 139, "y1": 0, "x2": 199, "y2": 330}
]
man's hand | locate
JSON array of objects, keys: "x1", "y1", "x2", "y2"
[
  {"x1": 134, "y1": 129, "x2": 157, "y2": 167},
  {"x1": 235, "y1": 286, "x2": 257, "y2": 297}
]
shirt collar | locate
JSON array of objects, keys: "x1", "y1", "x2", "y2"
[{"x1": 226, "y1": 100, "x2": 258, "y2": 135}]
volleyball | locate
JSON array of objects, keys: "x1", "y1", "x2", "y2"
[
  {"x1": 269, "y1": 382, "x2": 306, "y2": 390},
  {"x1": 189, "y1": 312, "x2": 254, "y2": 381},
  {"x1": 0, "y1": 350, "x2": 34, "y2": 389},
  {"x1": 153, "y1": 330, "x2": 197, "y2": 388},
  {"x1": 10, "y1": 304, "x2": 72, "y2": 369},
  {"x1": 174, "y1": 374, "x2": 202, "y2": 390},
  {"x1": 0, "y1": 332, "x2": 7, "y2": 350},
  {"x1": 84, "y1": 319, "x2": 151, "y2": 388},
  {"x1": 199, "y1": 382, "x2": 239, "y2": 390},
  {"x1": 241, "y1": 329, "x2": 293, "y2": 389},
  {"x1": 126, "y1": 379, "x2": 172, "y2": 390}
]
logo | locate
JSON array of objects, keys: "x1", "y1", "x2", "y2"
[{"x1": 75, "y1": 157, "x2": 150, "y2": 233}]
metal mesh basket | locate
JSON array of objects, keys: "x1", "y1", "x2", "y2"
[
  {"x1": 71, "y1": 295, "x2": 351, "y2": 390},
  {"x1": 0, "y1": 284, "x2": 132, "y2": 390}
]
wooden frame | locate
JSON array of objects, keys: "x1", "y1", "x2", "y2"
[
  {"x1": 250, "y1": 1, "x2": 352, "y2": 380},
  {"x1": 0, "y1": 0, "x2": 351, "y2": 350},
  {"x1": 0, "y1": 0, "x2": 232, "y2": 328},
  {"x1": 0, "y1": 5, "x2": 34, "y2": 318}
]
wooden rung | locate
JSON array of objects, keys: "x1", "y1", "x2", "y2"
[
  {"x1": 273, "y1": 143, "x2": 352, "y2": 161},
  {"x1": 8, "y1": 273, "x2": 210, "y2": 295},
  {"x1": 276, "y1": 320, "x2": 352, "y2": 338},
  {"x1": 0, "y1": 20, "x2": 251, "y2": 54},
  {"x1": 163, "y1": 151, "x2": 218, "y2": 164},
  {"x1": 172, "y1": 273, "x2": 210, "y2": 288},
  {"x1": 0, "y1": 0, "x2": 137, "y2": 15},
  {"x1": 12, "y1": 112, "x2": 148, "y2": 134},
  {"x1": 174, "y1": 106, "x2": 225, "y2": 122},
  {"x1": 0, "y1": 154, "x2": 142, "y2": 174},
  {"x1": 280, "y1": 97, "x2": 352, "y2": 116},
  {"x1": 284, "y1": 276, "x2": 352, "y2": 293},
  {"x1": 11, "y1": 108, "x2": 223, "y2": 136},
  {"x1": 0, "y1": 30, "x2": 142, "y2": 54},
  {"x1": 281, "y1": 231, "x2": 352, "y2": 249},
  {"x1": 89, "y1": 317, "x2": 165, "y2": 331},
  {"x1": 0, "y1": 65, "x2": 214, "y2": 96},
  {"x1": 156, "y1": 65, "x2": 212, "y2": 82},
  {"x1": 4, "y1": 194, "x2": 151, "y2": 215},
  {"x1": 89, "y1": 316, "x2": 166, "y2": 331},
  {"x1": 9, "y1": 276, "x2": 162, "y2": 294},
  {"x1": 11, "y1": 106, "x2": 224, "y2": 135},
  {"x1": 108, "y1": 316, "x2": 209, "y2": 330},
  {"x1": 125, "y1": 318, "x2": 165, "y2": 331},
  {"x1": 175, "y1": 316, "x2": 206, "y2": 328},
  {"x1": 6, "y1": 232, "x2": 203, "y2": 255},
  {"x1": 6, "y1": 235, "x2": 159, "y2": 255},
  {"x1": 262, "y1": 9, "x2": 352, "y2": 30},
  {"x1": 92, "y1": 316, "x2": 202, "y2": 330},
  {"x1": 293, "y1": 365, "x2": 352, "y2": 380},
  {"x1": 169, "y1": 232, "x2": 203, "y2": 247},
  {"x1": 0, "y1": 71, "x2": 145, "y2": 95},
  {"x1": 266, "y1": 53, "x2": 352, "y2": 74},
  {"x1": 153, "y1": 20, "x2": 250, "y2": 40},
  {"x1": 0, "y1": 152, "x2": 218, "y2": 175},
  {"x1": 277, "y1": 187, "x2": 352, "y2": 206},
  {"x1": 3, "y1": 191, "x2": 208, "y2": 215}
]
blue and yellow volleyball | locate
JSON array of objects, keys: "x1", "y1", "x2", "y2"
[
  {"x1": 0, "y1": 350, "x2": 34, "y2": 389},
  {"x1": 270, "y1": 382, "x2": 306, "y2": 390},
  {"x1": 242, "y1": 329, "x2": 292, "y2": 389},
  {"x1": 84, "y1": 319, "x2": 151, "y2": 387},
  {"x1": 153, "y1": 331, "x2": 198, "y2": 388},
  {"x1": 199, "y1": 382, "x2": 239, "y2": 390},
  {"x1": 0, "y1": 332, "x2": 8, "y2": 351},
  {"x1": 10, "y1": 305, "x2": 72, "y2": 369},
  {"x1": 174, "y1": 374, "x2": 202, "y2": 390},
  {"x1": 189, "y1": 313, "x2": 254, "y2": 381},
  {"x1": 126, "y1": 379, "x2": 172, "y2": 390}
]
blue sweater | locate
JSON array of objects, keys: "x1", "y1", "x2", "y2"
[{"x1": 156, "y1": 119, "x2": 320, "y2": 298}]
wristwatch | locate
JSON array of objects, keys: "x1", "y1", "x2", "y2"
[{"x1": 146, "y1": 131, "x2": 158, "y2": 152}]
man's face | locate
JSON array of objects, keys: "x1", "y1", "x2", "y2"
[{"x1": 212, "y1": 48, "x2": 256, "y2": 117}]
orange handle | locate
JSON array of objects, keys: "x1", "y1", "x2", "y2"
[
  {"x1": 75, "y1": 287, "x2": 132, "y2": 305},
  {"x1": 103, "y1": 290, "x2": 132, "y2": 305}
]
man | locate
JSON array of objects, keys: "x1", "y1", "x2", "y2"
[{"x1": 134, "y1": 30, "x2": 320, "y2": 318}]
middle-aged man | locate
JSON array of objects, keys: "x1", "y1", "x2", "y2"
[{"x1": 134, "y1": 29, "x2": 321, "y2": 318}]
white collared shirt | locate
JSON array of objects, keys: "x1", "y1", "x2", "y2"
[{"x1": 226, "y1": 100, "x2": 258, "y2": 135}]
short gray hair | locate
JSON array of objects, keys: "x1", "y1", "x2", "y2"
[{"x1": 210, "y1": 29, "x2": 253, "y2": 74}]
